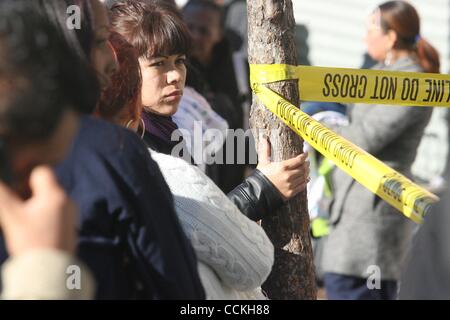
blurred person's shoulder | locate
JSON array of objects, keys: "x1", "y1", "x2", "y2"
[
  {"x1": 75, "y1": 116, "x2": 146, "y2": 154},
  {"x1": 69, "y1": 116, "x2": 153, "y2": 168},
  {"x1": 56, "y1": 115, "x2": 161, "y2": 188}
]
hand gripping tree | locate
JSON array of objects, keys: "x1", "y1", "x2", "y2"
[{"x1": 247, "y1": 0, "x2": 316, "y2": 299}]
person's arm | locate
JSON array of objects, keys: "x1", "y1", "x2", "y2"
[
  {"x1": 227, "y1": 138, "x2": 309, "y2": 221},
  {"x1": 1, "y1": 249, "x2": 95, "y2": 300},
  {"x1": 122, "y1": 133, "x2": 206, "y2": 299},
  {"x1": 0, "y1": 166, "x2": 95, "y2": 300},
  {"x1": 227, "y1": 169, "x2": 285, "y2": 221},
  {"x1": 151, "y1": 151, "x2": 274, "y2": 292}
]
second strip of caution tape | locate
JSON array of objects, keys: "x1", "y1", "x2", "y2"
[{"x1": 250, "y1": 69, "x2": 439, "y2": 224}]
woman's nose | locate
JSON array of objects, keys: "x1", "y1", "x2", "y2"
[{"x1": 167, "y1": 69, "x2": 182, "y2": 84}]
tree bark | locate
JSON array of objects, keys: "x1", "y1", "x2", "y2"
[{"x1": 247, "y1": 0, "x2": 317, "y2": 299}]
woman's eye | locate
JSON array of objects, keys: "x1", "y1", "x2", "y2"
[
  {"x1": 150, "y1": 61, "x2": 164, "y2": 67},
  {"x1": 176, "y1": 58, "x2": 187, "y2": 65}
]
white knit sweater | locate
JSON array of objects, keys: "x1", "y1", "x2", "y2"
[{"x1": 150, "y1": 150, "x2": 274, "y2": 299}]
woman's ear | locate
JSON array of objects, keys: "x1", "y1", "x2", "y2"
[{"x1": 386, "y1": 29, "x2": 397, "y2": 50}]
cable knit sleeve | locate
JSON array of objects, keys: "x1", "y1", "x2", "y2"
[{"x1": 150, "y1": 150, "x2": 274, "y2": 292}]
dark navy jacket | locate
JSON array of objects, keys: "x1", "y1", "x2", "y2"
[{"x1": 0, "y1": 116, "x2": 204, "y2": 299}]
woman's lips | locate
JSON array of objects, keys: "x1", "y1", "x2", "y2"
[
  {"x1": 163, "y1": 90, "x2": 183, "y2": 102},
  {"x1": 165, "y1": 90, "x2": 183, "y2": 97}
]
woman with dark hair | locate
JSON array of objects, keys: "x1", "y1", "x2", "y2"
[
  {"x1": 0, "y1": 0, "x2": 93, "y2": 204},
  {"x1": 0, "y1": 0, "x2": 206, "y2": 299},
  {"x1": 320, "y1": 1, "x2": 438, "y2": 300},
  {"x1": 96, "y1": 29, "x2": 273, "y2": 300},
  {"x1": 109, "y1": 0, "x2": 310, "y2": 224},
  {"x1": 36, "y1": 0, "x2": 117, "y2": 113}
]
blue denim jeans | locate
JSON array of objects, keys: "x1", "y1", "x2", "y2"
[{"x1": 323, "y1": 272, "x2": 398, "y2": 300}]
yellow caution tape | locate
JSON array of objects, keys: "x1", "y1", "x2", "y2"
[
  {"x1": 250, "y1": 65, "x2": 440, "y2": 223},
  {"x1": 251, "y1": 64, "x2": 450, "y2": 107}
]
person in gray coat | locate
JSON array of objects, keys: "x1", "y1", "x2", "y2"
[{"x1": 321, "y1": 1, "x2": 440, "y2": 300}]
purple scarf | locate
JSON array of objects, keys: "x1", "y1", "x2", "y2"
[{"x1": 141, "y1": 110, "x2": 180, "y2": 146}]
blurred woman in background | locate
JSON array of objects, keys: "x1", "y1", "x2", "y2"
[{"x1": 321, "y1": 0, "x2": 439, "y2": 300}]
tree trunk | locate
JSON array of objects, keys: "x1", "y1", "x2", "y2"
[{"x1": 247, "y1": 0, "x2": 317, "y2": 299}]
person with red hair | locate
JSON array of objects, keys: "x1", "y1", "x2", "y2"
[{"x1": 96, "y1": 31, "x2": 144, "y2": 135}]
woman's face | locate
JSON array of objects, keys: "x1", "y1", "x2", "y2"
[
  {"x1": 364, "y1": 12, "x2": 393, "y2": 62},
  {"x1": 90, "y1": 0, "x2": 119, "y2": 90},
  {"x1": 183, "y1": 7, "x2": 222, "y2": 64},
  {"x1": 139, "y1": 54, "x2": 187, "y2": 116}
]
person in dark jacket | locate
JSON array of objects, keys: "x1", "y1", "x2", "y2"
[
  {"x1": 182, "y1": 0, "x2": 246, "y2": 193},
  {"x1": 5, "y1": 0, "x2": 205, "y2": 299},
  {"x1": 56, "y1": 116, "x2": 203, "y2": 299},
  {"x1": 109, "y1": 0, "x2": 310, "y2": 223},
  {"x1": 182, "y1": 0, "x2": 241, "y2": 115}
]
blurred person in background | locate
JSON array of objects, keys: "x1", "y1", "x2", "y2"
[
  {"x1": 320, "y1": 0, "x2": 438, "y2": 300},
  {"x1": 399, "y1": 111, "x2": 450, "y2": 299},
  {"x1": 182, "y1": 0, "x2": 241, "y2": 117},
  {"x1": 0, "y1": 0, "x2": 205, "y2": 300},
  {"x1": 182, "y1": 0, "x2": 248, "y2": 193},
  {"x1": 0, "y1": 0, "x2": 97, "y2": 299}
]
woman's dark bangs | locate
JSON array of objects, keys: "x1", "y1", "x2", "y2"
[{"x1": 146, "y1": 15, "x2": 190, "y2": 58}]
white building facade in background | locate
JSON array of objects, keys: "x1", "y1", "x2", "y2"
[{"x1": 292, "y1": 0, "x2": 450, "y2": 72}]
